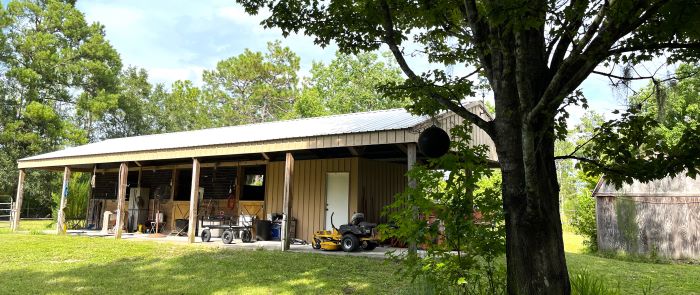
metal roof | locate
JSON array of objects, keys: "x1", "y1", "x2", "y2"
[{"x1": 20, "y1": 107, "x2": 434, "y2": 162}]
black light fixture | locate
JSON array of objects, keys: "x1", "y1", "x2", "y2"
[{"x1": 418, "y1": 125, "x2": 451, "y2": 158}]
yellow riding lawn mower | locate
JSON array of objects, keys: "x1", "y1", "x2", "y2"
[{"x1": 312, "y1": 213, "x2": 380, "y2": 252}]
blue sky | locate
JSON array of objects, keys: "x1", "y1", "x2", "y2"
[{"x1": 8, "y1": 0, "x2": 655, "y2": 125}]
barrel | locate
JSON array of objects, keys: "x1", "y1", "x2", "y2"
[{"x1": 255, "y1": 220, "x2": 272, "y2": 241}]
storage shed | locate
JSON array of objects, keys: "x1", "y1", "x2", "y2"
[
  {"x1": 594, "y1": 174, "x2": 700, "y2": 259},
  {"x1": 10, "y1": 101, "x2": 496, "y2": 249}
]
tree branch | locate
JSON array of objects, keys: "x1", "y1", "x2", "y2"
[
  {"x1": 530, "y1": 0, "x2": 670, "y2": 125},
  {"x1": 379, "y1": 0, "x2": 495, "y2": 138},
  {"x1": 553, "y1": 155, "x2": 626, "y2": 174},
  {"x1": 609, "y1": 42, "x2": 700, "y2": 55},
  {"x1": 459, "y1": 0, "x2": 494, "y2": 82}
]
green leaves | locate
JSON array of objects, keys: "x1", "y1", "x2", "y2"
[
  {"x1": 380, "y1": 124, "x2": 505, "y2": 293},
  {"x1": 202, "y1": 41, "x2": 299, "y2": 125},
  {"x1": 0, "y1": 0, "x2": 120, "y2": 211},
  {"x1": 295, "y1": 51, "x2": 408, "y2": 117},
  {"x1": 578, "y1": 110, "x2": 700, "y2": 187}
]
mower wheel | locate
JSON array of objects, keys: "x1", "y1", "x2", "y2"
[
  {"x1": 221, "y1": 230, "x2": 234, "y2": 244},
  {"x1": 341, "y1": 234, "x2": 360, "y2": 252},
  {"x1": 201, "y1": 229, "x2": 212, "y2": 242},
  {"x1": 362, "y1": 241, "x2": 378, "y2": 251},
  {"x1": 241, "y1": 230, "x2": 253, "y2": 243},
  {"x1": 312, "y1": 238, "x2": 322, "y2": 249}
]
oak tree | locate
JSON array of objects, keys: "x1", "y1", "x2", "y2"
[{"x1": 237, "y1": 0, "x2": 700, "y2": 293}]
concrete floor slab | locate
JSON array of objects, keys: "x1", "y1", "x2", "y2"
[{"x1": 59, "y1": 229, "x2": 406, "y2": 259}]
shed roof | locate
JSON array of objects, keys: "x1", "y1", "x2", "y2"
[
  {"x1": 18, "y1": 100, "x2": 494, "y2": 169},
  {"x1": 22, "y1": 107, "x2": 427, "y2": 162},
  {"x1": 593, "y1": 174, "x2": 700, "y2": 197}
]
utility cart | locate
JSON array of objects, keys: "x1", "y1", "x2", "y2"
[
  {"x1": 200, "y1": 218, "x2": 253, "y2": 244},
  {"x1": 199, "y1": 204, "x2": 261, "y2": 244}
]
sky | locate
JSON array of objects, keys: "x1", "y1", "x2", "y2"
[{"x1": 13, "y1": 0, "x2": 666, "y2": 125}]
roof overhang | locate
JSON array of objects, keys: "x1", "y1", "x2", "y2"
[
  {"x1": 18, "y1": 101, "x2": 497, "y2": 170},
  {"x1": 18, "y1": 129, "x2": 421, "y2": 170}
]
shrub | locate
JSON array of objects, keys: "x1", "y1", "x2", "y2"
[
  {"x1": 380, "y1": 124, "x2": 506, "y2": 294},
  {"x1": 570, "y1": 192, "x2": 597, "y2": 252}
]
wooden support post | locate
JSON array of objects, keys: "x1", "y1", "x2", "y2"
[
  {"x1": 115, "y1": 163, "x2": 128, "y2": 239},
  {"x1": 84, "y1": 165, "x2": 96, "y2": 228},
  {"x1": 56, "y1": 167, "x2": 71, "y2": 234},
  {"x1": 235, "y1": 165, "x2": 243, "y2": 214},
  {"x1": 11, "y1": 169, "x2": 26, "y2": 232},
  {"x1": 281, "y1": 152, "x2": 294, "y2": 251},
  {"x1": 407, "y1": 143, "x2": 418, "y2": 256},
  {"x1": 188, "y1": 158, "x2": 201, "y2": 243}
]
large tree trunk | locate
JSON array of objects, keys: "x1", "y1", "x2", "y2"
[{"x1": 494, "y1": 114, "x2": 570, "y2": 294}]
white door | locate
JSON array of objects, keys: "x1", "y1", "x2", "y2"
[{"x1": 326, "y1": 172, "x2": 350, "y2": 230}]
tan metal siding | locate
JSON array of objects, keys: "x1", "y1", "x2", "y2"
[
  {"x1": 357, "y1": 158, "x2": 408, "y2": 224},
  {"x1": 264, "y1": 157, "x2": 359, "y2": 242},
  {"x1": 432, "y1": 106, "x2": 497, "y2": 161}
]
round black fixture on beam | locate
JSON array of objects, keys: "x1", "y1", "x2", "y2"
[{"x1": 418, "y1": 125, "x2": 451, "y2": 158}]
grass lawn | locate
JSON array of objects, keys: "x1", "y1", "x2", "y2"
[
  {"x1": 0, "y1": 225, "x2": 698, "y2": 294},
  {"x1": 0, "y1": 233, "x2": 411, "y2": 295},
  {"x1": 0, "y1": 219, "x2": 54, "y2": 232},
  {"x1": 563, "y1": 231, "x2": 700, "y2": 294}
]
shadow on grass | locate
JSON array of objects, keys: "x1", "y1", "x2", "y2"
[{"x1": 0, "y1": 238, "x2": 403, "y2": 294}]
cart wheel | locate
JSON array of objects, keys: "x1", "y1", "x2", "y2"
[
  {"x1": 221, "y1": 230, "x2": 234, "y2": 244},
  {"x1": 362, "y1": 241, "x2": 378, "y2": 251},
  {"x1": 341, "y1": 234, "x2": 360, "y2": 252},
  {"x1": 241, "y1": 230, "x2": 253, "y2": 243},
  {"x1": 201, "y1": 229, "x2": 211, "y2": 243},
  {"x1": 312, "y1": 238, "x2": 322, "y2": 249}
]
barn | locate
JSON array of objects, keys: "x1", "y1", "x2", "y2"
[
  {"x1": 9, "y1": 100, "x2": 495, "y2": 249},
  {"x1": 594, "y1": 174, "x2": 700, "y2": 259}
]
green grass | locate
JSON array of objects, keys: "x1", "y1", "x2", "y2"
[
  {"x1": 0, "y1": 228, "x2": 697, "y2": 294},
  {"x1": 563, "y1": 230, "x2": 587, "y2": 254},
  {"x1": 563, "y1": 231, "x2": 700, "y2": 294},
  {"x1": 0, "y1": 219, "x2": 53, "y2": 234},
  {"x1": 0, "y1": 234, "x2": 410, "y2": 294}
]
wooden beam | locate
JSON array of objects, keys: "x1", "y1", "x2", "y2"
[
  {"x1": 10, "y1": 169, "x2": 25, "y2": 232},
  {"x1": 187, "y1": 158, "x2": 201, "y2": 243},
  {"x1": 347, "y1": 147, "x2": 360, "y2": 156},
  {"x1": 84, "y1": 165, "x2": 96, "y2": 228},
  {"x1": 93, "y1": 160, "x2": 268, "y2": 173},
  {"x1": 56, "y1": 167, "x2": 71, "y2": 234},
  {"x1": 134, "y1": 161, "x2": 142, "y2": 167},
  {"x1": 115, "y1": 163, "x2": 128, "y2": 239},
  {"x1": 406, "y1": 143, "x2": 417, "y2": 256},
  {"x1": 168, "y1": 168, "x2": 177, "y2": 233},
  {"x1": 281, "y1": 152, "x2": 294, "y2": 251},
  {"x1": 262, "y1": 152, "x2": 270, "y2": 160},
  {"x1": 235, "y1": 165, "x2": 243, "y2": 214}
]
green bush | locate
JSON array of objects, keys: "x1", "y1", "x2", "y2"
[
  {"x1": 51, "y1": 173, "x2": 90, "y2": 221},
  {"x1": 570, "y1": 192, "x2": 597, "y2": 252},
  {"x1": 380, "y1": 124, "x2": 506, "y2": 295}
]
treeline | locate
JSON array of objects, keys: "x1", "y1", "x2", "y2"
[{"x1": 0, "y1": 0, "x2": 407, "y2": 216}]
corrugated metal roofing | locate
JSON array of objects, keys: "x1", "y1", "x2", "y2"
[{"x1": 20, "y1": 107, "x2": 432, "y2": 162}]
